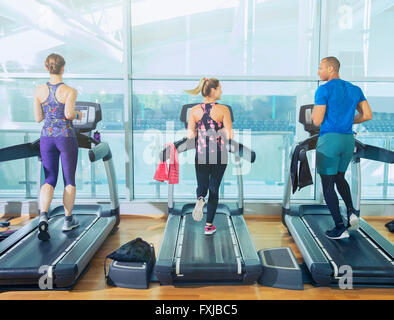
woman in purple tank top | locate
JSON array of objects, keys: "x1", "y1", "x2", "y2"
[
  {"x1": 185, "y1": 78, "x2": 234, "y2": 235},
  {"x1": 33, "y1": 54, "x2": 83, "y2": 241}
]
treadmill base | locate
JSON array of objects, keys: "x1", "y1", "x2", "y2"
[{"x1": 0, "y1": 263, "x2": 91, "y2": 292}]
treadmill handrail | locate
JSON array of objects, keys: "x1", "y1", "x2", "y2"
[
  {"x1": 88, "y1": 142, "x2": 119, "y2": 211},
  {"x1": 0, "y1": 139, "x2": 40, "y2": 162},
  {"x1": 0, "y1": 136, "x2": 119, "y2": 212},
  {"x1": 159, "y1": 138, "x2": 256, "y2": 214},
  {"x1": 159, "y1": 137, "x2": 256, "y2": 163},
  {"x1": 291, "y1": 134, "x2": 393, "y2": 164},
  {"x1": 282, "y1": 134, "x2": 394, "y2": 210}
]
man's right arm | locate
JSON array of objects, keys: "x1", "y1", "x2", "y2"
[
  {"x1": 313, "y1": 85, "x2": 328, "y2": 126},
  {"x1": 354, "y1": 100, "x2": 373, "y2": 124}
]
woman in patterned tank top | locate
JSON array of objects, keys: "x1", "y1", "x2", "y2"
[
  {"x1": 33, "y1": 53, "x2": 83, "y2": 241},
  {"x1": 185, "y1": 78, "x2": 233, "y2": 235}
]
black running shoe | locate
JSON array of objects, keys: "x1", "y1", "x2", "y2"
[{"x1": 325, "y1": 226, "x2": 349, "y2": 240}]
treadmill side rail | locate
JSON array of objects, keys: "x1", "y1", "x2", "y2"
[
  {"x1": 0, "y1": 217, "x2": 39, "y2": 257},
  {"x1": 230, "y1": 215, "x2": 262, "y2": 284},
  {"x1": 285, "y1": 213, "x2": 333, "y2": 285},
  {"x1": 155, "y1": 214, "x2": 182, "y2": 285},
  {"x1": 57, "y1": 216, "x2": 116, "y2": 287},
  {"x1": 359, "y1": 219, "x2": 394, "y2": 259}
]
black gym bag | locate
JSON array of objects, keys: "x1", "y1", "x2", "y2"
[
  {"x1": 385, "y1": 220, "x2": 394, "y2": 233},
  {"x1": 104, "y1": 237, "x2": 156, "y2": 288}
]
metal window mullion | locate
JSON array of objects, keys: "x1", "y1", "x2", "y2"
[
  {"x1": 383, "y1": 136, "x2": 390, "y2": 199},
  {"x1": 123, "y1": 0, "x2": 133, "y2": 201},
  {"x1": 24, "y1": 132, "x2": 31, "y2": 198},
  {"x1": 91, "y1": 157, "x2": 96, "y2": 198}
]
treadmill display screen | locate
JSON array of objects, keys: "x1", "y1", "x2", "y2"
[
  {"x1": 73, "y1": 107, "x2": 95, "y2": 126},
  {"x1": 72, "y1": 102, "x2": 102, "y2": 133}
]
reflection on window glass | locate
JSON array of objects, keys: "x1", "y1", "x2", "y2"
[
  {"x1": 389, "y1": 137, "x2": 394, "y2": 198},
  {"x1": 132, "y1": 80, "x2": 316, "y2": 200},
  {"x1": 353, "y1": 82, "x2": 394, "y2": 199},
  {"x1": 349, "y1": 135, "x2": 387, "y2": 199},
  {"x1": 0, "y1": 0, "x2": 123, "y2": 74},
  {"x1": 0, "y1": 133, "x2": 26, "y2": 196},
  {"x1": 131, "y1": 0, "x2": 319, "y2": 76},
  {"x1": 322, "y1": 0, "x2": 394, "y2": 77},
  {"x1": 1, "y1": 0, "x2": 394, "y2": 202},
  {"x1": 0, "y1": 79, "x2": 126, "y2": 199}
]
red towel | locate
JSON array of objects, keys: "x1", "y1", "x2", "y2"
[
  {"x1": 153, "y1": 143, "x2": 179, "y2": 184},
  {"x1": 153, "y1": 161, "x2": 168, "y2": 182}
]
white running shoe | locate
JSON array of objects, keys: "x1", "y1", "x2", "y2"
[
  {"x1": 62, "y1": 216, "x2": 80, "y2": 232},
  {"x1": 348, "y1": 213, "x2": 360, "y2": 231},
  {"x1": 192, "y1": 197, "x2": 205, "y2": 222}
]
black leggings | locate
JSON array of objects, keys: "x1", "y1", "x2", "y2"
[
  {"x1": 320, "y1": 172, "x2": 354, "y2": 227},
  {"x1": 195, "y1": 163, "x2": 227, "y2": 224}
]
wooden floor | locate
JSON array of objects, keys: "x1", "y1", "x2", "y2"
[{"x1": 0, "y1": 214, "x2": 393, "y2": 300}]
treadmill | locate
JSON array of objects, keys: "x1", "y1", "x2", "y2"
[
  {"x1": 0, "y1": 102, "x2": 120, "y2": 290},
  {"x1": 282, "y1": 104, "x2": 394, "y2": 286},
  {"x1": 155, "y1": 103, "x2": 262, "y2": 285}
]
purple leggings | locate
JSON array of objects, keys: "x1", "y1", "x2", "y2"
[{"x1": 40, "y1": 137, "x2": 78, "y2": 188}]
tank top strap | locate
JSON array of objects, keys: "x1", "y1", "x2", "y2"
[
  {"x1": 201, "y1": 102, "x2": 215, "y2": 115},
  {"x1": 46, "y1": 82, "x2": 64, "y2": 100}
]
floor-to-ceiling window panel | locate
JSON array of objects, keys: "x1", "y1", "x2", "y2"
[
  {"x1": 0, "y1": 0, "x2": 125, "y2": 200},
  {"x1": 321, "y1": 0, "x2": 394, "y2": 78},
  {"x1": 347, "y1": 82, "x2": 394, "y2": 200},
  {"x1": 2, "y1": 0, "x2": 394, "y2": 202},
  {"x1": 0, "y1": 78, "x2": 126, "y2": 199},
  {"x1": 0, "y1": 0, "x2": 123, "y2": 75},
  {"x1": 132, "y1": 79, "x2": 316, "y2": 200},
  {"x1": 131, "y1": 0, "x2": 320, "y2": 76}
]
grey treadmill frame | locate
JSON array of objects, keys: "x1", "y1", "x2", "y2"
[
  {"x1": 282, "y1": 135, "x2": 394, "y2": 285},
  {"x1": 155, "y1": 139, "x2": 261, "y2": 285},
  {"x1": 0, "y1": 136, "x2": 119, "y2": 289}
]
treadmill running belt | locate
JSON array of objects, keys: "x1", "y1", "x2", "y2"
[
  {"x1": 0, "y1": 215, "x2": 97, "y2": 270},
  {"x1": 177, "y1": 213, "x2": 241, "y2": 277},
  {"x1": 303, "y1": 214, "x2": 394, "y2": 278}
]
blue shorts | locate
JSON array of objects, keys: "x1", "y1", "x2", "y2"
[{"x1": 316, "y1": 133, "x2": 355, "y2": 175}]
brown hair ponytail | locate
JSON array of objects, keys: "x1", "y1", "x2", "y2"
[{"x1": 45, "y1": 53, "x2": 65, "y2": 75}]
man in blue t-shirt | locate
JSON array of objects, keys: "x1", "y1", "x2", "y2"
[{"x1": 312, "y1": 56, "x2": 373, "y2": 240}]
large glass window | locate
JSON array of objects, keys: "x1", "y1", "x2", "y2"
[
  {"x1": 132, "y1": 80, "x2": 316, "y2": 200},
  {"x1": 1, "y1": 0, "x2": 394, "y2": 202},
  {"x1": 349, "y1": 82, "x2": 394, "y2": 200},
  {"x1": 131, "y1": 0, "x2": 320, "y2": 76},
  {"x1": 0, "y1": 78, "x2": 126, "y2": 199},
  {"x1": 321, "y1": 0, "x2": 394, "y2": 78},
  {"x1": 0, "y1": 0, "x2": 123, "y2": 75}
]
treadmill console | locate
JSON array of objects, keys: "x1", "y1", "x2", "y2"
[
  {"x1": 299, "y1": 104, "x2": 320, "y2": 136},
  {"x1": 73, "y1": 101, "x2": 102, "y2": 133}
]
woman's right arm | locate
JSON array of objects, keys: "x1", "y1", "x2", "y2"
[
  {"x1": 33, "y1": 88, "x2": 44, "y2": 123},
  {"x1": 64, "y1": 88, "x2": 82, "y2": 120},
  {"x1": 222, "y1": 106, "x2": 234, "y2": 140},
  {"x1": 187, "y1": 109, "x2": 197, "y2": 139},
  {"x1": 354, "y1": 100, "x2": 373, "y2": 124}
]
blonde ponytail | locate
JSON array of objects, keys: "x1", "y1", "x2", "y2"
[{"x1": 184, "y1": 78, "x2": 207, "y2": 95}]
